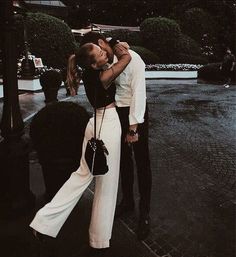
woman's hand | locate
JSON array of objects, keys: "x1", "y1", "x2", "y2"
[
  {"x1": 120, "y1": 42, "x2": 130, "y2": 50},
  {"x1": 113, "y1": 43, "x2": 130, "y2": 59}
]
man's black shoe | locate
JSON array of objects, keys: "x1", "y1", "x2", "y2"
[
  {"x1": 77, "y1": 246, "x2": 108, "y2": 257},
  {"x1": 137, "y1": 217, "x2": 150, "y2": 241},
  {"x1": 115, "y1": 200, "x2": 135, "y2": 218}
]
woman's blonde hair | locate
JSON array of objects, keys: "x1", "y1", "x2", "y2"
[
  {"x1": 66, "y1": 54, "x2": 80, "y2": 96},
  {"x1": 66, "y1": 43, "x2": 95, "y2": 96}
]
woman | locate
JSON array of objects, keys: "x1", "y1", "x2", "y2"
[{"x1": 30, "y1": 42, "x2": 131, "y2": 255}]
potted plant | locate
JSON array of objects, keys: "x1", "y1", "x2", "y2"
[
  {"x1": 39, "y1": 68, "x2": 62, "y2": 103},
  {"x1": 30, "y1": 102, "x2": 90, "y2": 201}
]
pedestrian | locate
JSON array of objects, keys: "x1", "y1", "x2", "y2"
[
  {"x1": 30, "y1": 42, "x2": 131, "y2": 257},
  {"x1": 220, "y1": 47, "x2": 235, "y2": 87},
  {"x1": 81, "y1": 32, "x2": 152, "y2": 241}
]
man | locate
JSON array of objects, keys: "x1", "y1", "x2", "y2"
[
  {"x1": 220, "y1": 47, "x2": 235, "y2": 87},
  {"x1": 81, "y1": 32, "x2": 152, "y2": 240}
]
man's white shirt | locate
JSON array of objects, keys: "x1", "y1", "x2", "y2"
[{"x1": 113, "y1": 50, "x2": 146, "y2": 125}]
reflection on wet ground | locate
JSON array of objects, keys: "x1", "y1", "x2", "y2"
[{"x1": 141, "y1": 80, "x2": 236, "y2": 257}]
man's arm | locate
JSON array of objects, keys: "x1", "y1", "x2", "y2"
[{"x1": 126, "y1": 51, "x2": 146, "y2": 143}]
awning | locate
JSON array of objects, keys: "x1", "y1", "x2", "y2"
[
  {"x1": 24, "y1": 0, "x2": 66, "y2": 7},
  {"x1": 93, "y1": 23, "x2": 140, "y2": 32},
  {"x1": 72, "y1": 23, "x2": 140, "y2": 36}
]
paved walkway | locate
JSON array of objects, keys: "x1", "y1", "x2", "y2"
[{"x1": 0, "y1": 80, "x2": 235, "y2": 257}]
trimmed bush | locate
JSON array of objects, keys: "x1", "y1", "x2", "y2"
[
  {"x1": 30, "y1": 102, "x2": 89, "y2": 162},
  {"x1": 30, "y1": 102, "x2": 89, "y2": 200},
  {"x1": 22, "y1": 12, "x2": 76, "y2": 69},
  {"x1": 39, "y1": 69, "x2": 62, "y2": 90},
  {"x1": 198, "y1": 63, "x2": 236, "y2": 83},
  {"x1": 174, "y1": 54, "x2": 208, "y2": 65},
  {"x1": 176, "y1": 34, "x2": 202, "y2": 57},
  {"x1": 140, "y1": 17, "x2": 181, "y2": 63},
  {"x1": 130, "y1": 46, "x2": 159, "y2": 64},
  {"x1": 104, "y1": 29, "x2": 142, "y2": 46},
  {"x1": 39, "y1": 69, "x2": 62, "y2": 103}
]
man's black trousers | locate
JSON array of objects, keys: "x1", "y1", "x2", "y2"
[{"x1": 116, "y1": 105, "x2": 152, "y2": 217}]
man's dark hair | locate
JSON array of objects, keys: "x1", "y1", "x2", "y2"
[{"x1": 80, "y1": 32, "x2": 107, "y2": 46}]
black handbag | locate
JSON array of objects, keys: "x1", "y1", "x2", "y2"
[{"x1": 85, "y1": 106, "x2": 109, "y2": 176}]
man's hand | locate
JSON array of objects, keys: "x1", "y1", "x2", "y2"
[
  {"x1": 125, "y1": 123, "x2": 139, "y2": 144},
  {"x1": 125, "y1": 133, "x2": 139, "y2": 145}
]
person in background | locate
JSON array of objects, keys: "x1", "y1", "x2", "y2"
[
  {"x1": 81, "y1": 32, "x2": 152, "y2": 241},
  {"x1": 220, "y1": 47, "x2": 235, "y2": 88}
]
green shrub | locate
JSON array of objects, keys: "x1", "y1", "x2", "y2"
[
  {"x1": 39, "y1": 69, "x2": 62, "y2": 90},
  {"x1": 130, "y1": 46, "x2": 159, "y2": 64},
  {"x1": 39, "y1": 69, "x2": 62, "y2": 103},
  {"x1": 179, "y1": 8, "x2": 218, "y2": 43},
  {"x1": 198, "y1": 63, "x2": 236, "y2": 83},
  {"x1": 171, "y1": 8, "x2": 219, "y2": 61},
  {"x1": 174, "y1": 54, "x2": 208, "y2": 65},
  {"x1": 140, "y1": 17, "x2": 181, "y2": 63},
  {"x1": 104, "y1": 29, "x2": 142, "y2": 46},
  {"x1": 176, "y1": 34, "x2": 202, "y2": 57},
  {"x1": 30, "y1": 101, "x2": 89, "y2": 199},
  {"x1": 22, "y1": 12, "x2": 76, "y2": 69},
  {"x1": 30, "y1": 102, "x2": 89, "y2": 163}
]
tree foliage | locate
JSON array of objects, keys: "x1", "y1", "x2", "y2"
[
  {"x1": 175, "y1": 8, "x2": 217, "y2": 43},
  {"x1": 130, "y1": 46, "x2": 160, "y2": 64},
  {"x1": 19, "y1": 12, "x2": 77, "y2": 68}
]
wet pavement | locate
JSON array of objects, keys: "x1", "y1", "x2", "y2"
[
  {"x1": 141, "y1": 80, "x2": 236, "y2": 257},
  {"x1": 0, "y1": 79, "x2": 235, "y2": 257}
]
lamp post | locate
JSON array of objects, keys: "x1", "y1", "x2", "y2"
[{"x1": 0, "y1": 0, "x2": 35, "y2": 218}]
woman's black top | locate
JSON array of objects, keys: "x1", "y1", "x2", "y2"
[{"x1": 82, "y1": 68, "x2": 116, "y2": 109}]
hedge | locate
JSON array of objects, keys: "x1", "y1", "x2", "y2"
[
  {"x1": 140, "y1": 17, "x2": 181, "y2": 63},
  {"x1": 176, "y1": 34, "x2": 202, "y2": 57},
  {"x1": 130, "y1": 46, "x2": 159, "y2": 64},
  {"x1": 174, "y1": 54, "x2": 208, "y2": 65},
  {"x1": 30, "y1": 101, "x2": 89, "y2": 162},
  {"x1": 198, "y1": 63, "x2": 236, "y2": 83}
]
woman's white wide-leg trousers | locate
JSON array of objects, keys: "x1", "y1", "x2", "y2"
[{"x1": 30, "y1": 107, "x2": 121, "y2": 248}]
